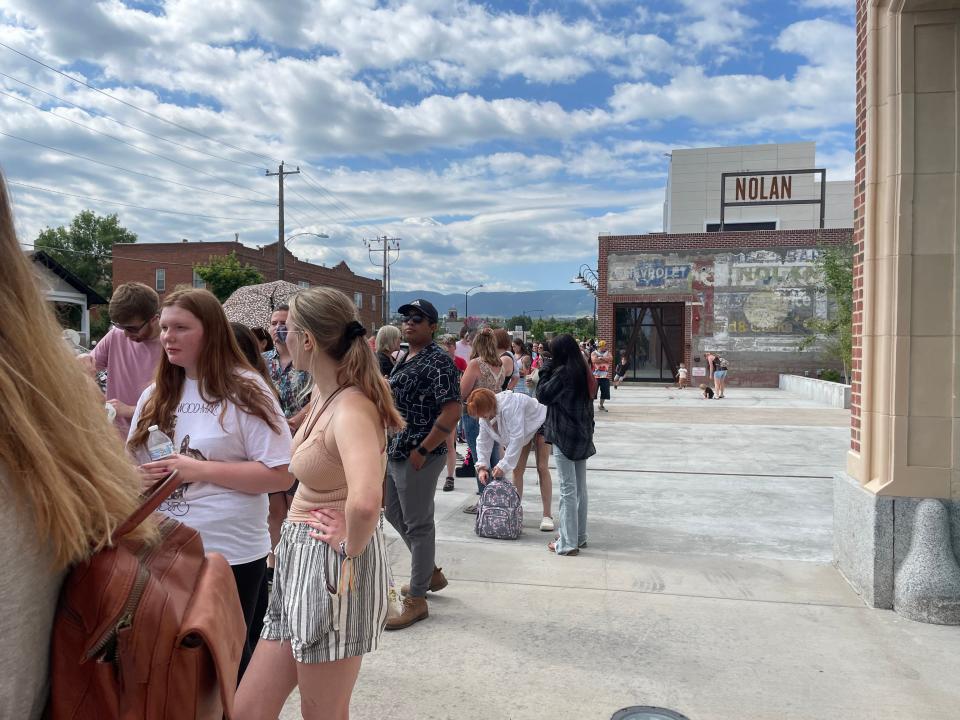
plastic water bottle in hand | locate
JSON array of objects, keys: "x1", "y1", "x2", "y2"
[{"x1": 147, "y1": 425, "x2": 176, "y2": 461}]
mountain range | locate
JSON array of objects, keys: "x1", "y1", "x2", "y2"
[{"x1": 388, "y1": 289, "x2": 595, "y2": 319}]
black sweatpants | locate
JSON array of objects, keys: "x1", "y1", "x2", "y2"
[{"x1": 231, "y1": 556, "x2": 267, "y2": 680}]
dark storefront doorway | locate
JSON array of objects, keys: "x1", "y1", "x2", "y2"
[{"x1": 614, "y1": 303, "x2": 684, "y2": 382}]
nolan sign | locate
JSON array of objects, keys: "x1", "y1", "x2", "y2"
[
  {"x1": 735, "y1": 175, "x2": 792, "y2": 201},
  {"x1": 719, "y1": 168, "x2": 826, "y2": 231}
]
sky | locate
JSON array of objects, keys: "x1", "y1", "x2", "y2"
[{"x1": 0, "y1": 0, "x2": 856, "y2": 292}]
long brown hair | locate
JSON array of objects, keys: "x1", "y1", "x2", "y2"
[
  {"x1": 129, "y1": 288, "x2": 282, "y2": 448},
  {"x1": 230, "y1": 321, "x2": 274, "y2": 390},
  {"x1": 288, "y1": 287, "x2": 404, "y2": 432},
  {"x1": 0, "y1": 169, "x2": 152, "y2": 568}
]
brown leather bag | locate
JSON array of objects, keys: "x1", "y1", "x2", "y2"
[{"x1": 46, "y1": 471, "x2": 246, "y2": 719}]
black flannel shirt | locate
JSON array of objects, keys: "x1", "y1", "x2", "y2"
[
  {"x1": 535, "y1": 363, "x2": 596, "y2": 461},
  {"x1": 388, "y1": 342, "x2": 461, "y2": 461}
]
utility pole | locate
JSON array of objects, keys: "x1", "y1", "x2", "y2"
[
  {"x1": 266, "y1": 161, "x2": 300, "y2": 281},
  {"x1": 365, "y1": 236, "x2": 400, "y2": 325}
]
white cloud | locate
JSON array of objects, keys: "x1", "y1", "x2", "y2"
[{"x1": 0, "y1": 1, "x2": 856, "y2": 292}]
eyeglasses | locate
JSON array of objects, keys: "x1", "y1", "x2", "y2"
[
  {"x1": 402, "y1": 315, "x2": 427, "y2": 324},
  {"x1": 111, "y1": 316, "x2": 155, "y2": 334}
]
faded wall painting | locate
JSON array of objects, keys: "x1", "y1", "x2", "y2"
[{"x1": 607, "y1": 248, "x2": 830, "y2": 352}]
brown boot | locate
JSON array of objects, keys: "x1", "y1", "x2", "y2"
[
  {"x1": 401, "y1": 566, "x2": 448, "y2": 596},
  {"x1": 385, "y1": 596, "x2": 428, "y2": 630}
]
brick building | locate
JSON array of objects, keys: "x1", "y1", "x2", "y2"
[
  {"x1": 598, "y1": 229, "x2": 853, "y2": 386},
  {"x1": 596, "y1": 142, "x2": 854, "y2": 387},
  {"x1": 111, "y1": 240, "x2": 383, "y2": 330}
]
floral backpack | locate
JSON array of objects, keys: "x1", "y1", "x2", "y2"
[{"x1": 475, "y1": 478, "x2": 523, "y2": 540}]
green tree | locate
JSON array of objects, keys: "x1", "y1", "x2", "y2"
[
  {"x1": 505, "y1": 315, "x2": 533, "y2": 331},
  {"x1": 194, "y1": 252, "x2": 265, "y2": 302},
  {"x1": 529, "y1": 316, "x2": 595, "y2": 342},
  {"x1": 798, "y1": 244, "x2": 854, "y2": 382},
  {"x1": 35, "y1": 210, "x2": 138, "y2": 297}
]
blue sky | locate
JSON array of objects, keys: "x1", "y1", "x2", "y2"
[{"x1": 0, "y1": 0, "x2": 855, "y2": 292}]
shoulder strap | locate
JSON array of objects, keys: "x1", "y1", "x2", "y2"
[
  {"x1": 114, "y1": 469, "x2": 181, "y2": 541},
  {"x1": 301, "y1": 385, "x2": 349, "y2": 440}
]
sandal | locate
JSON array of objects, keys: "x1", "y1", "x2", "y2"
[
  {"x1": 463, "y1": 503, "x2": 478, "y2": 514},
  {"x1": 443, "y1": 476, "x2": 455, "y2": 492},
  {"x1": 547, "y1": 540, "x2": 579, "y2": 556}
]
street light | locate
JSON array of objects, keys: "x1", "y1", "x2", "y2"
[
  {"x1": 465, "y1": 283, "x2": 483, "y2": 320},
  {"x1": 286, "y1": 232, "x2": 329, "y2": 246},
  {"x1": 570, "y1": 264, "x2": 599, "y2": 336}
]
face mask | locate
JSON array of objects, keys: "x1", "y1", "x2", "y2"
[{"x1": 276, "y1": 324, "x2": 288, "y2": 344}]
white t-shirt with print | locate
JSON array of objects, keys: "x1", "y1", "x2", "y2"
[{"x1": 129, "y1": 371, "x2": 291, "y2": 565}]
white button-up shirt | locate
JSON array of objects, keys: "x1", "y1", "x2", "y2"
[{"x1": 477, "y1": 390, "x2": 548, "y2": 474}]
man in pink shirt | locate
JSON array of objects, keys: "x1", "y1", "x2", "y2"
[{"x1": 79, "y1": 282, "x2": 163, "y2": 436}]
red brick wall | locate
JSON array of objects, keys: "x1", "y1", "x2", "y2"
[
  {"x1": 597, "y1": 228, "x2": 854, "y2": 385},
  {"x1": 851, "y1": 0, "x2": 868, "y2": 453},
  {"x1": 111, "y1": 241, "x2": 383, "y2": 329}
]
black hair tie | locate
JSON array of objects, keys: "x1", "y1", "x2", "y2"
[{"x1": 344, "y1": 320, "x2": 367, "y2": 341}]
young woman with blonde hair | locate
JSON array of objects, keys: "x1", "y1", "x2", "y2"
[
  {"x1": 459, "y1": 328, "x2": 504, "y2": 511},
  {"x1": 0, "y1": 170, "x2": 153, "y2": 718},
  {"x1": 236, "y1": 287, "x2": 404, "y2": 720},
  {"x1": 128, "y1": 288, "x2": 292, "y2": 677}
]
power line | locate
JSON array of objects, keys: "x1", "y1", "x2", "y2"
[
  {"x1": 21, "y1": 241, "x2": 204, "y2": 268},
  {"x1": 1, "y1": 44, "x2": 391, "y2": 244},
  {"x1": 8, "y1": 180, "x2": 272, "y2": 223},
  {"x1": 0, "y1": 71, "x2": 266, "y2": 171},
  {"x1": 0, "y1": 87, "x2": 275, "y2": 201},
  {"x1": 0, "y1": 130, "x2": 276, "y2": 204},
  {"x1": 299, "y1": 169, "x2": 386, "y2": 236},
  {"x1": 0, "y1": 41, "x2": 278, "y2": 167}
]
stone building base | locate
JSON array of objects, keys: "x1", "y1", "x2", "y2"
[{"x1": 833, "y1": 473, "x2": 960, "y2": 624}]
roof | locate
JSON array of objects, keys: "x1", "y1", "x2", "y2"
[{"x1": 28, "y1": 250, "x2": 110, "y2": 305}]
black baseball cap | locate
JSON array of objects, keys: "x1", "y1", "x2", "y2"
[{"x1": 397, "y1": 299, "x2": 439, "y2": 324}]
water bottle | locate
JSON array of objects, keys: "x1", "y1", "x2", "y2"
[{"x1": 147, "y1": 425, "x2": 176, "y2": 461}]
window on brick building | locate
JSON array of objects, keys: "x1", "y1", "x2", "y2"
[
  {"x1": 354, "y1": 292, "x2": 363, "y2": 309},
  {"x1": 298, "y1": 280, "x2": 310, "y2": 289},
  {"x1": 372, "y1": 295, "x2": 377, "y2": 312},
  {"x1": 192, "y1": 270, "x2": 206, "y2": 289},
  {"x1": 155, "y1": 268, "x2": 166, "y2": 292},
  {"x1": 705, "y1": 221, "x2": 777, "y2": 232}
]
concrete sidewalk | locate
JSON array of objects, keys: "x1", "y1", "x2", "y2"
[{"x1": 280, "y1": 386, "x2": 960, "y2": 720}]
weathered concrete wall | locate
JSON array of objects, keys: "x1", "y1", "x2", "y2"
[{"x1": 780, "y1": 374, "x2": 851, "y2": 409}]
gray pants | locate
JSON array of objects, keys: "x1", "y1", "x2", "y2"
[{"x1": 385, "y1": 453, "x2": 446, "y2": 598}]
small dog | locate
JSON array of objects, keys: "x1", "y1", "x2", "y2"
[{"x1": 699, "y1": 383, "x2": 715, "y2": 400}]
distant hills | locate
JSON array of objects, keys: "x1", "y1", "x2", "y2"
[{"x1": 389, "y1": 289, "x2": 595, "y2": 319}]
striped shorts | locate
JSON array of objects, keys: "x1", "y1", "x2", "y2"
[{"x1": 261, "y1": 520, "x2": 389, "y2": 663}]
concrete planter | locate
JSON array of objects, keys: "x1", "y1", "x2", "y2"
[{"x1": 779, "y1": 374, "x2": 851, "y2": 409}]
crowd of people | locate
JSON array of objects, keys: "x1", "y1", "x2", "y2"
[{"x1": 4, "y1": 149, "x2": 743, "y2": 717}]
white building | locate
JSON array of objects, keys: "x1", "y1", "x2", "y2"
[{"x1": 663, "y1": 142, "x2": 854, "y2": 234}]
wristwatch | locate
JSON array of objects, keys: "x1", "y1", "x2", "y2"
[{"x1": 415, "y1": 445, "x2": 429, "y2": 457}]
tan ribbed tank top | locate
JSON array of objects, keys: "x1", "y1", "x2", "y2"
[{"x1": 287, "y1": 386, "x2": 385, "y2": 523}]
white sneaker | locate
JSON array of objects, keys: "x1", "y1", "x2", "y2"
[{"x1": 539, "y1": 516, "x2": 555, "y2": 532}]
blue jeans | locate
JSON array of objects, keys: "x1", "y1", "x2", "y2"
[
  {"x1": 553, "y1": 445, "x2": 588, "y2": 554},
  {"x1": 461, "y1": 411, "x2": 499, "y2": 493}
]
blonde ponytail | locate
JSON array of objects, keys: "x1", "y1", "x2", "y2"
[{"x1": 288, "y1": 287, "x2": 404, "y2": 432}]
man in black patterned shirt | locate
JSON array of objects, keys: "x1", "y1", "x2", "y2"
[{"x1": 385, "y1": 299, "x2": 461, "y2": 629}]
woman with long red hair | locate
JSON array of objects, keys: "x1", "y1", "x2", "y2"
[{"x1": 127, "y1": 288, "x2": 292, "y2": 676}]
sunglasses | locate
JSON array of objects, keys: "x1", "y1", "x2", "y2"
[
  {"x1": 111, "y1": 315, "x2": 155, "y2": 334},
  {"x1": 402, "y1": 315, "x2": 428, "y2": 324}
]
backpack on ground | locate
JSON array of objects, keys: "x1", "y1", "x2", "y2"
[
  {"x1": 475, "y1": 478, "x2": 523, "y2": 540},
  {"x1": 47, "y1": 471, "x2": 246, "y2": 720}
]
